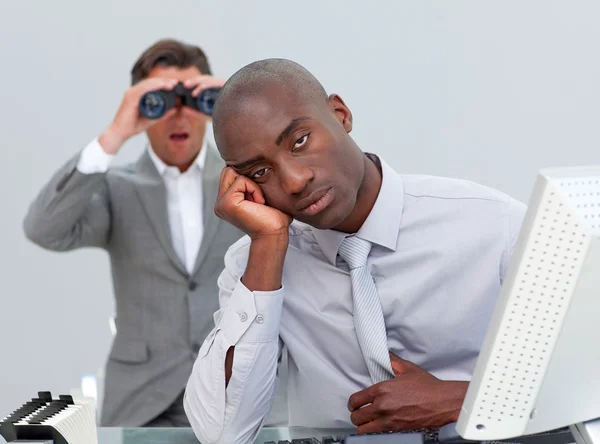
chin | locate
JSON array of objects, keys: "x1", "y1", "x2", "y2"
[
  {"x1": 298, "y1": 206, "x2": 349, "y2": 230},
  {"x1": 167, "y1": 148, "x2": 196, "y2": 162},
  {"x1": 167, "y1": 143, "x2": 192, "y2": 155}
]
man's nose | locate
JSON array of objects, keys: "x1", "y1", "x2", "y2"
[{"x1": 281, "y1": 160, "x2": 314, "y2": 195}]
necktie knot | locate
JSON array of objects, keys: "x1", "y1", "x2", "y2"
[{"x1": 338, "y1": 236, "x2": 372, "y2": 270}]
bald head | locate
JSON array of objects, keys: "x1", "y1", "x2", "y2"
[
  {"x1": 210, "y1": 58, "x2": 369, "y2": 231},
  {"x1": 213, "y1": 59, "x2": 328, "y2": 132}
]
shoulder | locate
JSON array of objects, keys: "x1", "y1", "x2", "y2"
[
  {"x1": 400, "y1": 174, "x2": 526, "y2": 217},
  {"x1": 401, "y1": 174, "x2": 514, "y2": 203},
  {"x1": 398, "y1": 174, "x2": 527, "y2": 249},
  {"x1": 105, "y1": 162, "x2": 138, "y2": 178}
]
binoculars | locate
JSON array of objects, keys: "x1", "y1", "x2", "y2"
[{"x1": 139, "y1": 82, "x2": 221, "y2": 119}]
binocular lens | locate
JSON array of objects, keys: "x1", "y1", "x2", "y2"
[
  {"x1": 139, "y1": 92, "x2": 167, "y2": 119},
  {"x1": 196, "y1": 88, "x2": 220, "y2": 116}
]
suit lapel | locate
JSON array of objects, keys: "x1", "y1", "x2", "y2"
[
  {"x1": 134, "y1": 151, "x2": 188, "y2": 276},
  {"x1": 191, "y1": 143, "x2": 223, "y2": 276}
]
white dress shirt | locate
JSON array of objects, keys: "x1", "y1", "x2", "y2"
[
  {"x1": 77, "y1": 138, "x2": 208, "y2": 273},
  {"x1": 183, "y1": 156, "x2": 527, "y2": 444}
]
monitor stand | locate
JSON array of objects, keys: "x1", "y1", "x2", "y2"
[{"x1": 571, "y1": 419, "x2": 600, "y2": 444}]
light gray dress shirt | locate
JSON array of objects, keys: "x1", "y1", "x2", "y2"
[{"x1": 184, "y1": 157, "x2": 527, "y2": 444}]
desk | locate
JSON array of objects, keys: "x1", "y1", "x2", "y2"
[
  {"x1": 0, "y1": 427, "x2": 355, "y2": 444},
  {"x1": 99, "y1": 427, "x2": 356, "y2": 443},
  {"x1": 0, "y1": 427, "x2": 579, "y2": 444}
]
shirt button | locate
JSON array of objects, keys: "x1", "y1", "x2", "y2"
[
  {"x1": 239, "y1": 312, "x2": 248, "y2": 322},
  {"x1": 256, "y1": 315, "x2": 264, "y2": 324}
]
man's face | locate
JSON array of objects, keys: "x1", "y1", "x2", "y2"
[
  {"x1": 145, "y1": 66, "x2": 209, "y2": 171},
  {"x1": 215, "y1": 87, "x2": 366, "y2": 229}
]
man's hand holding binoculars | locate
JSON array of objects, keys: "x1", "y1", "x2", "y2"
[{"x1": 98, "y1": 75, "x2": 224, "y2": 156}]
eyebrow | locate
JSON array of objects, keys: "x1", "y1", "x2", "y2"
[
  {"x1": 227, "y1": 155, "x2": 267, "y2": 170},
  {"x1": 275, "y1": 117, "x2": 311, "y2": 146}
]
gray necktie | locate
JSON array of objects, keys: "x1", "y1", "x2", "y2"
[{"x1": 338, "y1": 236, "x2": 395, "y2": 384}]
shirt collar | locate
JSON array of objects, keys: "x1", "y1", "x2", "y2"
[
  {"x1": 148, "y1": 136, "x2": 208, "y2": 176},
  {"x1": 310, "y1": 157, "x2": 404, "y2": 265}
]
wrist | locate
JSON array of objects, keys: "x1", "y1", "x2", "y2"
[
  {"x1": 98, "y1": 125, "x2": 127, "y2": 155},
  {"x1": 242, "y1": 233, "x2": 289, "y2": 292},
  {"x1": 249, "y1": 226, "x2": 290, "y2": 242},
  {"x1": 250, "y1": 231, "x2": 289, "y2": 251},
  {"x1": 438, "y1": 380, "x2": 468, "y2": 424}
]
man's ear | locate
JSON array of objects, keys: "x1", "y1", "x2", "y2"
[{"x1": 327, "y1": 94, "x2": 353, "y2": 133}]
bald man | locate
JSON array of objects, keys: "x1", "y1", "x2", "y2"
[{"x1": 184, "y1": 59, "x2": 526, "y2": 444}]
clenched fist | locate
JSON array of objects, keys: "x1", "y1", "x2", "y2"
[{"x1": 214, "y1": 167, "x2": 292, "y2": 240}]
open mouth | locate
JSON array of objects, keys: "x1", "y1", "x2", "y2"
[{"x1": 169, "y1": 132, "x2": 190, "y2": 142}]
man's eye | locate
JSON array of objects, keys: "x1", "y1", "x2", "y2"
[
  {"x1": 251, "y1": 167, "x2": 270, "y2": 179},
  {"x1": 294, "y1": 134, "x2": 309, "y2": 149}
]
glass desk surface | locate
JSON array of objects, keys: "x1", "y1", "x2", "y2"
[
  {"x1": 0, "y1": 426, "x2": 578, "y2": 444},
  {"x1": 98, "y1": 427, "x2": 356, "y2": 443},
  {"x1": 0, "y1": 427, "x2": 356, "y2": 444},
  {"x1": 96, "y1": 427, "x2": 579, "y2": 444}
]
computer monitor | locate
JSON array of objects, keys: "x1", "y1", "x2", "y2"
[{"x1": 456, "y1": 165, "x2": 600, "y2": 444}]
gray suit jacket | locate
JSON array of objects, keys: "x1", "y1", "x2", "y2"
[{"x1": 23, "y1": 142, "x2": 243, "y2": 427}]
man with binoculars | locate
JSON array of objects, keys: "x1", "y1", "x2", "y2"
[{"x1": 22, "y1": 39, "x2": 243, "y2": 427}]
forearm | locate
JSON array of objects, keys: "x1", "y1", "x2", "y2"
[
  {"x1": 185, "y1": 278, "x2": 285, "y2": 444},
  {"x1": 242, "y1": 233, "x2": 289, "y2": 291},
  {"x1": 98, "y1": 125, "x2": 126, "y2": 155},
  {"x1": 191, "y1": 169, "x2": 292, "y2": 443},
  {"x1": 223, "y1": 234, "x2": 288, "y2": 384}
]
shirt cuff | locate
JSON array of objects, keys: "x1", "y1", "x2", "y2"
[
  {"x1": 76, "y1": 138, "x2": 115, "y2": 174},
  {"x1": 220, "y1": 279, "x2": 284, "y2": 345}
]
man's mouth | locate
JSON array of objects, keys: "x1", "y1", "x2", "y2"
[
  {"x1": 169, "y1": 132, "x2": 190, "y2": 142},
  {"x1": 297, "y1": 187, "x2": 334, "y2": 217}
]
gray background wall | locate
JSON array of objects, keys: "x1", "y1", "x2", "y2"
[{"x1": 1, "y1": 0, "x2": 598, "y2": 417}]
